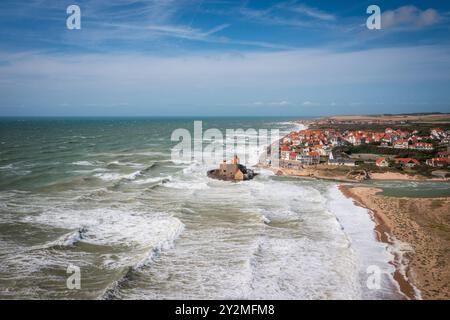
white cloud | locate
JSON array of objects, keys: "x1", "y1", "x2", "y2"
[
  {"x1": 302, "y1": 101, "x2": 319, "y2": 106},
  {"x1": 239, "y1": 2, "x2": 336, "y2": 28},
  {"x1": 1, "y1": 46, "x2": 449, "y2": 114},
  {"x1": 3, "y1": 0, "x2": 292, "y2": 51},
  {"x1": 64, "y1": 20, "x2": 290, "y2": 50},
  {"x1": 250, "y1": 101, "x2": 292, "y2": 107},
  {"x1": 382, "y1": 6, "x2": 443, "y2": 29},
  {"x1": 145, "y1": 23, "x2": 230, "y2": 40},
  {"x1": 2, "y1": 46, "x2": 450, "y2": 87},
  {"x1": 291, "y1": 4, "x2": 336, "y2": 21},
  {"x1": 270, "y1": 100, "x2": 291, "y2": 106}
]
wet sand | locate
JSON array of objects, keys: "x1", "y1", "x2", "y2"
[
  {"x1": 340, "y1": 185, "x2": 450, "y2": 300},
  {"x1": 369, "y1": 172, "x2": 449, "y2": 182},
  {"x1": 261, "y1": 164, "x2": 448, "y2": 182},
  {"x1": 261, "y1": 165, "x2": 358, "y2": 182}
]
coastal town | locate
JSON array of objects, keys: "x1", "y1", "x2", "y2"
[
  {"x1": 261, "y1": 113, "x2": 450, "y2": 299},
  {"x1": 267, "y1": 115, "x2": 450, "y2": 181}
]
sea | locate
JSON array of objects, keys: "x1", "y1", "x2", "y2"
[{"x1": 0, "y1": 117, "x2": 438, "y2": 300}]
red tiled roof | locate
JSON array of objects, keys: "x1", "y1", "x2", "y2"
[
  {"x1": 413, "y1": 142, "x2": 432, "y2": 147},
  {"x1": 395, "y1": 158, "x2": 420, "y2": 165}
]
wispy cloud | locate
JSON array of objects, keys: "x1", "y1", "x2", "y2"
[
  {"x1": 2, "y1": 45, "x2": 449, "y2": 115},
  {"x1": 302, "y1": 101, "x2": 320, "y2": 106},
  {"x1": 139, "y1": 23, "x2": 291, "y2": 49},
  {"x1": 1, "y1": 0, "x2": 293, "y2": 51},
  {"x1": 289, "y1": 4, "x2": 336, "y2": 22},
  {"x1": 251, "y1": 100, "x2": 292, "y2": 107},
  {"x1": 145, "y1": 23, "x2": 230, "y2": 40},
  {"x1": 238, "y1": 2, "x2": 337, "y2": 28},
  {"x1": 3, "y1": 46, "x2": 449, "y2": 88}
]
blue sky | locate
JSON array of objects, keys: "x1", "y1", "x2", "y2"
[{"x1": 0, "y1": 0, "x2": 450, "y2": 116}]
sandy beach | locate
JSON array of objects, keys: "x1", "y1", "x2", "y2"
[
  {"x1": 340, "y1": 186, "x2": 450, "y2": 299},
  {"x1": 259, "y1": 165, "x2": 450, "y2": 182},
  {"x1": 261, "y1": 165, "x2": 360, "y2": 182},
  {"x1": 369, "y1": 172, "x2": 449, "y2": 182},
  {"x1": 260, "y1": 164, "x2": 449, "y2": 182}
]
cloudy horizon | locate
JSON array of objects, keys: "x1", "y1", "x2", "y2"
[{"x1": 1, "y1": 0, "x2": 450, "y2": 116}]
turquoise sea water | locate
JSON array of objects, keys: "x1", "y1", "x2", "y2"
[
  {"x1": 363, "y1": 180, "x2": 450, "y2": 198},
  {"x1": 1, "y1": 117, "x2": 445, "y2": 299}
]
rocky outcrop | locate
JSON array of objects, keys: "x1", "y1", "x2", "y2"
[
  {"x1": 346, "y1": 169, "x2": 369, "y2": 181},
  {"x1": 207, "y1": 164, "x2": 257, "y2": 181}
]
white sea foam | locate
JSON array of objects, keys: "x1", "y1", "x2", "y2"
[
  {"x1": 122, "y1": 170, "x2": 142, "y2": 180},
  {"x1": 76, "y1": 188, "x2": 110, "y2": 201},
  {"x1": 164, "y1": 180, "x2": 210, "y2": 190},
  {"x1": 159, "y1": 162, "x2": 211, "y2": 190},
  {"x1": 0, "y1": 163, "x2": 31, "y2": 175},
  {"x1": 54, "y1": 228, "x2": 86, "y2": 246},
  {"x1": 119, "y1": 170, "x2": 366, "y2": 300},
  {"x1": 72, "y1": 161, "x2": 96, "y2": 166},
  {"x1": 2, "y1": 205, "x2": 184, "y2": 300},
  {"x1": 93, "y1": 151, "x2": 168, "y2": 158},
  {"x1": 94, "y1": 172, "x2": 124, "y2": 181},
  {"x1": 133, "y1": 176, "x2": 172, "y2": 185},
  {"x1": 93, "y1": 170, "x2": 142, "y2": 182},
  {"x1": 3, "y1": 118, "x2": 422, "y2": 300},
  {"x1": 21, "y1": 207, "x2": 185, "y2": 276},
  {"x1": 260, "y1": 215, "x2": 271, "y2": 224},
  {"x1": 385, "y1": 234, "x2": 422, "y2": 299},
  {"x1": 106, "y1": 160, "x2": 146, "y2": 168},
  {"x1": 171, "y1": 159, "x2": 194, "y2": 165},
  {"x1": 234, "y1": 181, "x2": 361, "y2": 299},
  {"x1": 325, "y1": 185, "x2": 406, "y2": 299},
  {"x1": 28, "y1": 228, "x2": 87, "y2": 250},
  {"x1": 24, "y1": 208, "x2": 184, "y2": 249},
  {"x1": 386, "y1": 236, "x2": 414, "y2": 278},
  {"x1": 244, "y1": 236, "x2": 360, "y2": 299}
]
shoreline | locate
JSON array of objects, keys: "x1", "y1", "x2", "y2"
[
  {"x1": 257, "y1": 164, "x2": 357, "y2": 183},
  {"x1": 257, "y1": 164, "x2": 449, "y2": 183},
  {"x1": 338, "y1": 185, "x2": 418, "y2": 300},
  {"x1": 339, "y1": 185, "x2": 450, "y2": 300},
  {"x1": 263, "y1": 120, "x2": 450, "y2": 299}
]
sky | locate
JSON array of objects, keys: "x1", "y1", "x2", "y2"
[{"x1": 0, "y1": 0, "x2": 450, "y2": 116}]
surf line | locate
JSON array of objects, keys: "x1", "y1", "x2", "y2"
[{"x1": 175, "y1": 304, "x2": 209, "y2": 318}]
